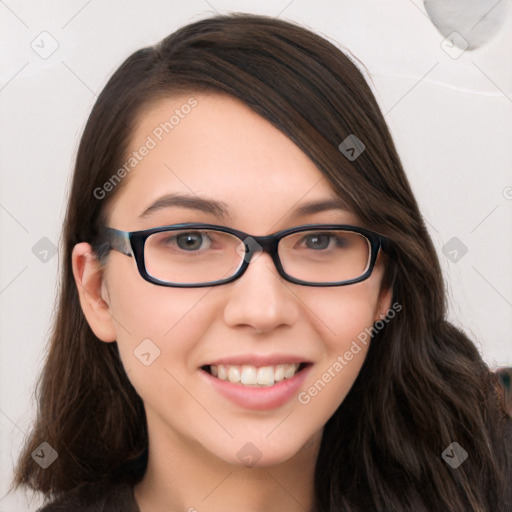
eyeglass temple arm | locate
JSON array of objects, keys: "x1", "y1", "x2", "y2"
[
  {"x1": 379, "y1": 234, "x2": 395, "y2": 254},
  {"x1": 96, "y1": 227, "x2": 133, "y2": 258}
]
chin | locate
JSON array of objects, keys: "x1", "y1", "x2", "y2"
[{"x1": 214, "y1": 436, "x2": 314, "y2": 469}]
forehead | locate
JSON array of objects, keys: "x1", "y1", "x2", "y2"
[{"x1": 107, "y1": 93, "x2": 358, "y2": 229}]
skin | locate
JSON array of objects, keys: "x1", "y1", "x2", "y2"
[{"x1": 72, "y1": 93, "x2": 393, "y2": 512}]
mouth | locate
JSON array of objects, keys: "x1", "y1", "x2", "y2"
[{"x1": 201, "y1": 362, "x2": 310, "y2": 387}]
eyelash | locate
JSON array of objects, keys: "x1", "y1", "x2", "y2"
[{"x1": 156, "y1": 231, "x2": 348, "y2": 252}]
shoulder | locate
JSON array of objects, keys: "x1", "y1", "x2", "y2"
[{"x1": 36, "y1": 481, "x2": 138, "y2": 512}]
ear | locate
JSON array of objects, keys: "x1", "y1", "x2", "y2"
[
  {"x1": 374, "y1": 285, "x2": 394, "y2": 323},
  {"x1": 72, "y1": 242, "x2": 117, "y2": 342},
  {"x1": 373, "y1": 251, "x2": 395, "y2": 323}
]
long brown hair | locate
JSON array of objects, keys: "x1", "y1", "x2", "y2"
[{"x1": 13, "y1": 13, "x2": 511, "y2": 511}]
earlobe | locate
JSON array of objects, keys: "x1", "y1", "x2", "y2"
[{"x1": 71, "y1": 243, "x2": 117, "y2": 342}]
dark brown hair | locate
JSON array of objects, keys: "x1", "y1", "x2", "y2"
[{"x1": 12, "y1": 13, "x2": 511, "y2": 512}]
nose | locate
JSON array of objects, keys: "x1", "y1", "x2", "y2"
[{"x1": 222, "y1": 250, "x2": 299, "y2": 334}]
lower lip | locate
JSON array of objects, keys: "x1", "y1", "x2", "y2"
[{"x1": 201, "y1": 365, "x2": 312, "y2": 411}]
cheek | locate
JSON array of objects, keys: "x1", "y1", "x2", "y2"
[
  {"x1": 303, "y1": 280, "x2": 381, "y2": 346},
  {"x1": 104, "y1": 266, "x2": 218, "y2": 389},
  {"x1": 296, "y1": 282, "x2": 381, "y2": 412}
]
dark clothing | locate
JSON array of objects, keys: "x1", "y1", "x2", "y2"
[
  {"x1": 36, "y1": 447, "x2": 147, "y2": 512},
  {"x1": 37, "y1": 417, "x2": 512, "y2": 512},
  {"x1": 37, "y1": 481, "x2": 139, "y2": 512}
]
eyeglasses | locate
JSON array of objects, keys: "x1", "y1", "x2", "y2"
[{"x1": 94, "y1": 223, "x2": 393, "y2": 288}]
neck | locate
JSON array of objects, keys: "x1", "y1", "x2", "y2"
[{"x1": 134, "y1": 422, "x2": 322, "y2": 512}]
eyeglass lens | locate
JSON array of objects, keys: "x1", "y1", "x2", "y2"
[{"x1": 143, "y1": 228, "x2": 372, "y2": 285}]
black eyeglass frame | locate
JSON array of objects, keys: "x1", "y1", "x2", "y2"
[{"x1": 94, "y1": 223, "x2": 394, "y2": 288}]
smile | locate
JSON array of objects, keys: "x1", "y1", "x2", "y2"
[
  {"x1": 200, "y1": 362, "x2": 312, "y2": 411},
  {"x1": 204, "y1": 363, "x2": 307, "y2": 387}
]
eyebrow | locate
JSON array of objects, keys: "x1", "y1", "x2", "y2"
[
  {"x1": 138, "y1": 193, "x2": 350, "y2": 221},
  {"x1": 139, "y1": 193, "x2": 230, "y2": 220}
]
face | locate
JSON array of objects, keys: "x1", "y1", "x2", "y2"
[{"x1": 74, "y1": 93, "x2": 392, "y2": 468}]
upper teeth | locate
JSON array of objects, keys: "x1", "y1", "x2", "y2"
[{"x1": 210, "y1": 363, "x2": 301, "y2": 386}]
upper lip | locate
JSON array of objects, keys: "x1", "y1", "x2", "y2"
[{"x1": 203, "y1": 354, "x2": 312, "y2": 367}]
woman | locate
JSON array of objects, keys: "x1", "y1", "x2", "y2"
[{"x1": 12, "y1": 13, "x2": 511, "y2": 512}]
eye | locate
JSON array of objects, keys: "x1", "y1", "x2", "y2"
[
  {"x1": 177, "y1": 232, "x2": 210, "y2": 251},
  {"x1": 301, "y1": 233, "x2": 347, "y2": 250},
  {"x1": 157, "y1": 231, "x2": 213, "y2": 251},
  {"x1": 303, "y1": 233, "x2": 330, "y2": 250}
]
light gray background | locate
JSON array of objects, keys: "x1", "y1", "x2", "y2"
[{"x1": 1, "y1": 1, "x2": 511, "y2": 510}]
